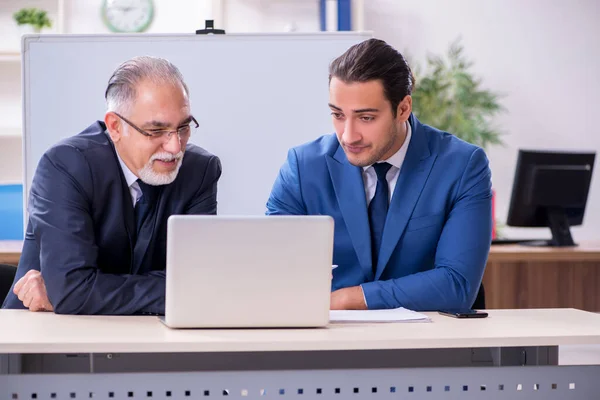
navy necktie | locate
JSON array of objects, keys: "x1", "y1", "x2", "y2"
[
  {"x1": 368, "y1": 162, "x2": 392, "y2": 273},
  {"x1": 134, "y1": 179, "x2": 155, "y2": 237}
]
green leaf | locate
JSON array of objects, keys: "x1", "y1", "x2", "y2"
[
  {"x1": 13, "y1": 8, "x2": 52, "y2": 30},
  {"x1": 410, "y1": 38, "x2": 506, "y2": 150}
]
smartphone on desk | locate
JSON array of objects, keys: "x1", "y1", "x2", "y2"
[{"x1": 438, "y1": 309, "x2": 488, "y2": 318}]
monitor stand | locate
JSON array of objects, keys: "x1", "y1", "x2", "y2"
[{"x1": 520, "y1": 208, "x2": 577, "y2": 247}]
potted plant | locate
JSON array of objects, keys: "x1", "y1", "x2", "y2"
[
  {"x1": 13, "y1": 8, "x2": 53, "y2": 33},
  {"x1": 410, "y1": 39, "x2": 505, "y2": 238}
]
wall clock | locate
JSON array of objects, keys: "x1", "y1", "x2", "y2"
[{"x1": 102, "y1": 0, "x2": 154, "y2": 33}]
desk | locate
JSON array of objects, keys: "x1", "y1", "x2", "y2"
[
  {"x1": 485, "y1": 241, "x2": 600, "y2": 311},
  {"x1": 0, "y1": 240, "x2": 20, "y2": 266},
  {"x1": 1, "y1": 309, "x2": 599, "y2": 399}
]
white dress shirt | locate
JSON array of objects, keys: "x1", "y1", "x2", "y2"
[
  {"x1": 362, "y1": 121, "x2": 412, "y2": 205},
  {"x1": 115, "y1": 149, "x2": 142, "y2": 207},
  {"x1": 358, "y1": 122, "x2": 412, "y2": 308}
]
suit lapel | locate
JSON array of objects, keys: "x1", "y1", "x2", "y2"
[
  {"x1": 375, "y1": 115, "x2": 437, "y2": 279},
  {"x1": 326, "y1": 145, "x2": 374, "y2": 280}
]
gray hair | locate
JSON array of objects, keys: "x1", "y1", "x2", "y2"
[{"x1": 105, "y1": 56, "x2": 189, "y2": 113}]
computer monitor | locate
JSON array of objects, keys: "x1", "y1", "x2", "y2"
[{"x1": 506, "y1": 149, "x2": 595, "y2": 247}]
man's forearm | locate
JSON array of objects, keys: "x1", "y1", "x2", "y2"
[
  {"x1": 47, "y1": 270, "x2": 166, "y2": 315},
  {"x1": 360, "y1": 267, "x2": 473, "y2": 311}
]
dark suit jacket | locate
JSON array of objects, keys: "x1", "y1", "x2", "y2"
[
  {"x1": 267, "y1": 114, "x2": 492, "y2": 311},
  {"x1": 2, "y1": 121, "x2": 221, "y2": 315}
]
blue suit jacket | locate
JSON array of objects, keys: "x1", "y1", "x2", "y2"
[
  {"x1": 267, "y1": 114, "x2": 492, "y2": 311},
  {"x1": 2, "y1": 121, "x2": 221, "y2": 315}
]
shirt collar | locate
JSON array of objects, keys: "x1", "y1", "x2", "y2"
[{"x1": 114, "y1": 143, "x2": 139, "y2": 188}]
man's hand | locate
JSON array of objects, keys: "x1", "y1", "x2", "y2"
[
  {"x1": 330, "y1": 286, "x2": 368, "y2": 310},
  {"x1": 13, "y1": 270, "x2": 54, "y2": 312}
]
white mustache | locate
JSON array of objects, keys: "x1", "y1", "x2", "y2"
[{"x1": 150, "y1": 151, "x2": 183, "y2": 162}]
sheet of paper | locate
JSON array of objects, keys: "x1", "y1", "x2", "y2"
[{"x1": 329, "y1": 307, "x2": 430, "y2": 323}]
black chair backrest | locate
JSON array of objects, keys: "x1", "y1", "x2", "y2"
[
  {"x1": 472, "y1": 283, "x2": 486, "y2": 310},
  {"x1": 0, "y1": 264, "x2": 17, "y2": 305}
]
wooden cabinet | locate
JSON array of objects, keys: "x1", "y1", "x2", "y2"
[{"x1": 484, "y1": 242, "x2": 600, "y2": 312}]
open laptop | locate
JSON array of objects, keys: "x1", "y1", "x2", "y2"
[{"x1": 161, "y1": 215, "x2": 334, "y2": 328}]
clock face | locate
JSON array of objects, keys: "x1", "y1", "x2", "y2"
[{"x1": 102, "y1": 0, "x2": 154, "y2": 33}]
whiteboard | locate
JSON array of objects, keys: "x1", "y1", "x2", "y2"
[{"x1": 22, "y1": 32, "x2": 371, "y2": 215}]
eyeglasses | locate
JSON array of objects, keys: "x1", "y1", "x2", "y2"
[{"x1": 113, "y1": 112, "x2": 198, "y2": 141}]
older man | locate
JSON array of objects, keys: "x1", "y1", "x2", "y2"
[{"x1": 2, "y1": 56, "x2": 221, "y2": 315}]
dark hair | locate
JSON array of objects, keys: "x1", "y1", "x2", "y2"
[{"x1": 329, "y1": 38, "x2": 414, "y2": 117}]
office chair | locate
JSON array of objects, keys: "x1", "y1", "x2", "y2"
[
  {"x1": 0, "y1": 264, "x2": 17, "y2": 305},
  {"x1": 472, "y1": 283, "x2": 486, "y2": 310}
]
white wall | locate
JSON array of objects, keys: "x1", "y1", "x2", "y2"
[
  {"x1": 366, "y1": 0, "x2": 600, "y2": 241},
  {"x1": 1, "y1": 0, "x2": 599, "y2": 240},
  {"x1": 64, "y1": 0, "x2": 210, "y2": 34},
  {"x1": 0, "y1": 62, "x2": 21, "y2": 134},
  {"x1": 63, "y1": 0, "x2": 318, "y2": 34}
]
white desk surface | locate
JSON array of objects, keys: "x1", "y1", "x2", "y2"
[{"x1": 1, "y1": 308, "x2": 599, "y2": 354}]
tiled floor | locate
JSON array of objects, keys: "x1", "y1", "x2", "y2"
[{"x1": 560, "y1": 345, "x2": 600, "y2": 365}]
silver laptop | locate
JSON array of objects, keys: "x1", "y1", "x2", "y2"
[{"x1": 162, "y1": 215, "x2": 334, "y2": 328}]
